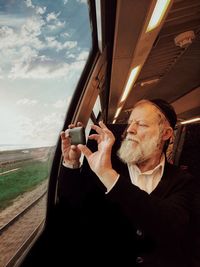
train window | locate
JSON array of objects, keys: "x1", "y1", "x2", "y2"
[
  {"x1": 93, "y1": 95, "x2": 102, "y2": 118},
  {"x1": 0, "y1": 0, "x2": 92, "y2": 265},
  {"x1": 85, "y1": 118, "x2": 94, "y2": 138}
]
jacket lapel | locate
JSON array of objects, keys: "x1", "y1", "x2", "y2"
[{"x1": 150, "y1": 162, "x2": 175, "y2": 198}]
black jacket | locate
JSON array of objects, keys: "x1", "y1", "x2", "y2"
[{"x1": 56, "y1": 127, "x2": 194, "y2": 267}]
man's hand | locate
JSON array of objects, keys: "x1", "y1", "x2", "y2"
[
  {"x1": 60, "y1": 122, "x2": 82, "y2": 167},
  {"x1": 78, "y1": 121, "x2": 119, "y2": 189}
]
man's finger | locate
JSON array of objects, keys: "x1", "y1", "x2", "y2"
[
  {"x1": 88, "y1": 134, "x2": 100, "y2": 141},
  {"x1": 68, "y1": 124, "x2": 75, "y2": 129},
  {"x1": 61, "y1": 131, "x2": 70, "y2": 141},
  {"x1": 77, "y1": 122, "x2": 83, "y2": 127},
  {"x1": 91, "y1": 124, "x2": 103, "y2": 134},
  {"x1": 99, "y1": 121, "x2": 107, "y2": 129},
  {"x1": 71, "y1": 145, "x2": 78, "y2": 150},
  {"x1": 60, "y1": 131, "x2": 65, "y2": 139},
  {"x1": 77, "y1": 144, "x2": 92, "y2": 159}
]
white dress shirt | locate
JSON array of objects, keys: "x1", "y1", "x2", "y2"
[{"x1": 127, "y1": 154, "x2": 165, "y2": 194}]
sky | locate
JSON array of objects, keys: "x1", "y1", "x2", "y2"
[{"x1": 0, "y1": 0, "x2": 91, "y2": 150}]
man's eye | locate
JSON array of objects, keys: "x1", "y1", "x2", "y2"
[{"x1": 139, "y1": 123, "x2": 148, "y2": 127}]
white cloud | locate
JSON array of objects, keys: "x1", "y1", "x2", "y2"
[
  {"x1": 16, "y1": 113, "x2": 65, "y2": 146},
  {"x1": 46, "y1": 12, "x2": 65, "y2": 31},
  {"x1": 66, "y1": 53, "x2": 76, "y2": 59},
  {"x1": 47, "y1": 21, "x2": 66, "y2": 30},
  {"x1": 16, "y1": 98, "x2": 38, "y2": 106},
  {"x1": 53, "y1": 97, "x2": 71, "y2": 109},
  {"x1": 1, "y1": 39, "x2": 85, "y2": 80},
  {"x1": 77, "y1": 51, "x2": 89, "y2": 61},
  {"x1": 9, "y1": 62, "x2": 69, "y2": 79},
  {"x1": 21, "y1": 17, "x2": 45, "y2": 37},
  {"x1": 53, "y1": 100, "x2": 66, "y2": 109},
  {"x1": 63, "y1": 0, "x2": 68, "y2": 4},
  {"x1": 8, "y1": 46, "x2": 38, "y2": 78},
  {"x1": 0, "y1": 12, "x2": 83, "y2": 80},
  {"x1": 0, "y1": 15, "x2": 26, "y2": 27},
  {"x1": 25, "y1": 0, "x2": 46, "y2": 15},
  {"x1": 64, "y1": 41, "x2": 77, "y2": 49},
  {"x1": 70, "y1": 60, "x2": 86, "y2": 71},
  {"x1": 61, "y1": 32, "x2": 70, "y2": 38},
  {"x1": 8, "y1": 56, "x2": 87, "y2": 79},
  {"x1": 18, "y1": 46, "x2": 38, "y2": 63},
  {"x1": 56, "y1": 20, "x2": 65, "y2": 28},
  {"x1": 0, "y1": 17, "x2": 45, "y2": 50},
  {"x1": 35, "y1": 6, "x2": 47, "y2": 15},
  {"x1": 76, "y1": 0, "x2": 87, "y2": 3},
  {"x1": 46, "y1": 37, "x2": 77, "y2": 51},
  {"x1": 46, "y1": 12, "x2": 60, "y2": 22},
  {"x1": 25, "y1": 0, "x2": 34, "y2": 8}
]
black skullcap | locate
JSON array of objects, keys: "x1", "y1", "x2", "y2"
[{"x1": 149, "y1": 99, "x2": 177, "y2": 129}]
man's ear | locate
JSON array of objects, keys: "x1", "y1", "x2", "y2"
[{"x1": 162, "y1": 127, "x2": 173, "y2": 141}]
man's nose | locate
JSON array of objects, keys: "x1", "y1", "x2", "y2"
[{"x1": 127, "y1": 123, "x2": 137, "y2": 134}]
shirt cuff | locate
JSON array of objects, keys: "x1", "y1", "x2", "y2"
[
  {"x1": 62, "y1": 161, "x2": 80, "y2": 169},
  {"x1": 105, "y1": 174, "x2": 120, "y2": 194}
]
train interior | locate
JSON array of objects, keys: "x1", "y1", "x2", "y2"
[{"x1": 1, "y1": 0, "x2": 199, "y2": 266}]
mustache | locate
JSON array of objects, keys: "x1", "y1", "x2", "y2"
[{"x1": 123, "y1": 136, "x2": 140, "y2": 144}]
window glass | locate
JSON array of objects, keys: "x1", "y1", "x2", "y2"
[
  {"x1": 0, "y1": 0, "x2": 92, "y2": 265},
  {"x1": 93, "y1": 95, "x2": 102, "y2": 118},
  {"x1": 85, "y1": 118, "x2": 94, "y2": 140}
]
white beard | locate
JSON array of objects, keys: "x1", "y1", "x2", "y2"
[{"x1": 117, "y1": 133, "x2": 161, "y2": 164}]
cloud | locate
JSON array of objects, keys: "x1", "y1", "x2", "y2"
[
  {"x1": 66, "y1": 53, "x2": 76, "y2": 59},
  {"x1": 16, "y1": 98, "x2": 38, "y2": 106},
  {"x1": 0, "y1": 15, "x2": 26, "y2": 27},
  {"x1": 17, "y1": 113, "x2": 65, "y2": 146},
  {"x1": 45, "y1": 37, "x2": 77, "y2": 51},
  {"x1": 53, "y1": 97, "x2": 71, "y2": 109},
  {"x1": 35, "y1": 6, "x2": 47, "y2": 15},
  {"x1": 76, "y1": 0, "x2": 88, "y2": 3},
  {"x1": 24, "y1": 0, "x2": 46, "y2": 15},
  {"x1": 8, "y1": 56, "x2": 87, "y2": 79},
  {"x1": 46, "y1": 12, "x2": 60, "y2": 22},
  {"x1": 0, "y1": 17, "x2": 45, "y2": 50},
  {"x1": 0, "y1": 6, "x2": 87, "y2": 80},
  {"x1": 2, "y1": 44, "x2": 88, "y2": 79},
  {"x1": 77, "y1": 51, "x2": 89, "y2": 61},
  {"x1": 9, "y1": 61, "x2": 68, "y2": 79},
  {"x1": 8, "y1": 46, "x2": 39, "y2": 78},
  {"x1": 8, "y1": 48, "x2": 89, "y2": 79},
  {"x1": 61, "y1": 32, "x2": 70, "y2": 38},
  {"x1": 21, "y1": 17, "x2": 45, "y2": 38},
  {"x1": 25, "y1": 0, "x2": 34, "y2": 8},
  {"x1": 46, "y1": 11, "x2": 65, "y2": 31}
]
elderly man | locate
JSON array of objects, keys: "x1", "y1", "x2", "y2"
[{"x1": 58, "y1": 99, "x2": 194, "y2": 267}]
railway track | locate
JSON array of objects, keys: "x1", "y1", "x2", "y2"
[
  {"x1": 0, "y1": 191, "x2": 46, "y2": 235},
  {"x1": 0, "y1": 186, "x2": 47, "y2": 267}
]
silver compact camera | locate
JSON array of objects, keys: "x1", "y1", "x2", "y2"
[{"x1": 68, "y1": 126, "x2": 86, "y2": 145}]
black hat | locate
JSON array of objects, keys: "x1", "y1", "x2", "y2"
[{"x1": 149, "y1": 99, "x2": 177, "y2": 129}]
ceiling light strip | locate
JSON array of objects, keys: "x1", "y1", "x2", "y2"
[
  {"x1": 180, "y1": 117, "x2": 200, "y2": 125},
  {"x1": 120, "y1": 65, "x2": 141, "y2": 103},
  {"x1": 146, "y1": 0, "x2": 171, "y2": 32}
]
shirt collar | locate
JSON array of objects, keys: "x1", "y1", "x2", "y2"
[{"x1": 128, "y1": 154, "x2": 165, "y2": 176}]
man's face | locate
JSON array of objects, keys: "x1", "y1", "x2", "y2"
[{"x1": 117, "y1": 103, "x2": 163, "y2": 164}]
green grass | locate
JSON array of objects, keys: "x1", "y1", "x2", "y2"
[{"x1": 0, "y1": 160, "x2": 51, "y2": 210}]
